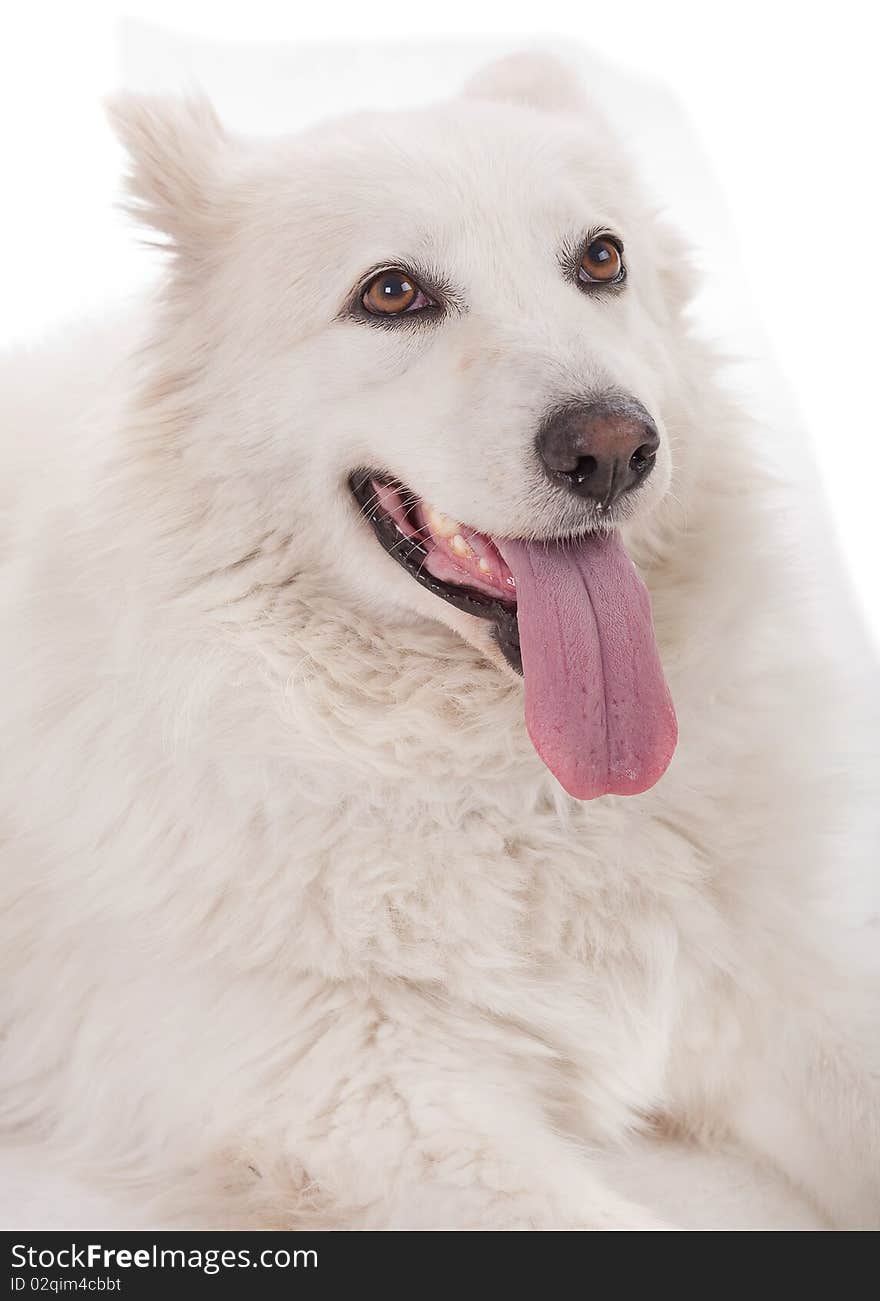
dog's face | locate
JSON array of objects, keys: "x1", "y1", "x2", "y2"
[{"x1": 113, "y1": 55, "x2": 689, "y2": 799}]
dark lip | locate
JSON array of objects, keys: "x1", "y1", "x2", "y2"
[{"x1": 349, "y1": 471, "x2": 523, "y2": 674}]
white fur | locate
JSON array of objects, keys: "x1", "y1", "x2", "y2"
[{"x1": 1, "y1": 55, "x2": 877, "y2": 1230}]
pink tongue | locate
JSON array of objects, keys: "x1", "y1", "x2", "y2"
[{"x1": 497, "y1": 532, "x2": 677, "y2": 799}]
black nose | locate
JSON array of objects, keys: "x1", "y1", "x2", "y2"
[{"x1": 537, "y1": 397, "x2": 659, "y2": 507}]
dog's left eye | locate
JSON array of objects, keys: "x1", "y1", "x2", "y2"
[
  {"x1": 362, "y1": 270, "x2": 436, "y2": 317},
  {"x1": 578, "y1": 236, "x2": 625, "y2": 286}
]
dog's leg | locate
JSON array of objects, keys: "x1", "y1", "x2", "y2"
[
  {"x1": 721, "y1": 999, "x2": 880, "y2": 1229},
  {"x1": 236, "y1": 978, "x2": 673, "y2": 1231}
]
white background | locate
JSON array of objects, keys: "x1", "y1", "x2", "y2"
[{"x1": 2, "y1": 1, "x2": 878, "y2": 644}]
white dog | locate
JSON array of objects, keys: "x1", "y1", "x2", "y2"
[{"x1": 1, "y1": 53, "x2": 877, "y2": 1231}]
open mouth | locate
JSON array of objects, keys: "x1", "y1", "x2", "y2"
[
  {"x1": 350, "y1": 470, "x2": 678, "y2": 801},
  {"x1": 349, "y1": 472, "x2": 524, "y2": 673}
]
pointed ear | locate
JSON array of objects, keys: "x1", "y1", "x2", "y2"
[
  {"x1": 105, "y1": 94, "x2": 232, "y2": 253},
  {"x1": 463, "y1": 53, "x2": 587, "y2": 115}
]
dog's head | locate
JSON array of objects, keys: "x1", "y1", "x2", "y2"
[{"x1": 111, "y1": 54, "x2": 695, "y2": 800}]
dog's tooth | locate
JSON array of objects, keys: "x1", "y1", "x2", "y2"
[
  {"x1": 452, "y1": 534, "x2": 474, "y2": 559},
  {"x1": 425, "y1": 505, "x2": 458, "y2": 539},
  {"x1": 478, "y1": 557, "x2": 491, "y2": 574}
]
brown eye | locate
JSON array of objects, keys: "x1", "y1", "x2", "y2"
[
  {"x1": 579, "y1": 237, "x2": 624, "y2": 285},
  {"x1": 362, "y1": 270, "x2": 433, "y2": 316}
]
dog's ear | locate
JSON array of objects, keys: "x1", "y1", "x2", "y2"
[
  {"x1": 105, "y1": 94, "x2": 232, "y2": 254},
  {"x1": 653, "y1": 216, "x2": 700, "y2": 317},
  {"x1": 463, "y1": 53, "x2": 586, "y2": 115}
]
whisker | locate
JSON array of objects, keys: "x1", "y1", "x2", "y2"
[
  {"x1": 385, "y1": 525, "x2": 437, "y2": 559},
  {"x1": 355, "y1": 483, "x2": 423, "y2": 520}
]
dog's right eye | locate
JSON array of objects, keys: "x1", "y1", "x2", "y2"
[{"x1": 361, "y1": 270, "x2": 437, "y2": 317}]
